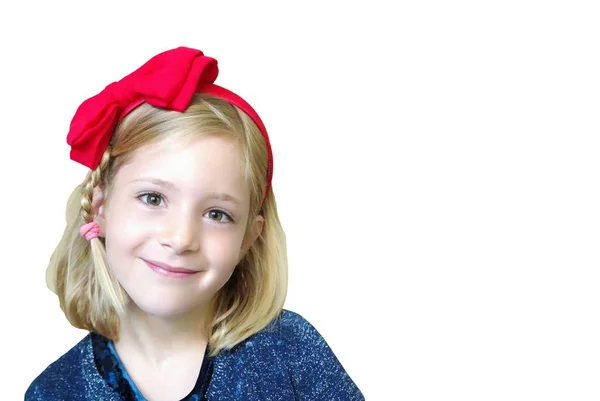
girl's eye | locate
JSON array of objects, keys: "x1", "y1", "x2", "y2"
[
  {"x1": 136, "y1": 194, "x2": 231, "y2": 222},
  {"x1": 205, "y1": 210, "x2": 233, "y2": 223},
  {"x1": 138, "y1": 193, "x2": 165, "y2": 207}
]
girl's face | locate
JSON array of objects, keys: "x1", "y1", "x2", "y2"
[{"x1": 99, "y1": 134, "x2": 263, "y2": 319}]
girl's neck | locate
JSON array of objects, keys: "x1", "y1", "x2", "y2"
[{"x1": 114, "y1": 302, "x2": 213, "y2": 365}]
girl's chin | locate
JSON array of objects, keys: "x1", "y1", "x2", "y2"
[{"x1": 126, "y1": 298, "x2": 200, "y2": 319}]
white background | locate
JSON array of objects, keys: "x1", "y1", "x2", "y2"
[{"x1": 1, "y1": 1, "x2": 599, "y2": 400}]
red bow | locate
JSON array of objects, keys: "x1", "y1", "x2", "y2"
[{"x1": 66, "y1": 47, "x2": 219, "y2": 169}]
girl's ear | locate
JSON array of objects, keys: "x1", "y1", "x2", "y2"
[{"x1": 92, "y1": 186, "x2": 107, "y2": 237}]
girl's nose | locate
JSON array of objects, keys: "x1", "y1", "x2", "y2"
[{"x1": 159, "y1": 210, "x2": 201, "y2": 254}]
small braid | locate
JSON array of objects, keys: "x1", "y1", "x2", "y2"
[{"x1": 80, "y1": 149, "x2": 112, "y2": 224}]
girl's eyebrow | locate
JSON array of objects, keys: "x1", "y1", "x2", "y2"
[
  {"x1": 129, "y1": 177, "x2": 241, "y2": 205},
  {"x1": 130, "y1": 177, "x2": 177, "y2": 190},
  {"x1": 206, "y1": 192, "x2": 241, "y2": 205}
]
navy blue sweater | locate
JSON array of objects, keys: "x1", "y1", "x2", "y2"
[{"x1": 25, "y1": 309, "x2": 364, "y2": 400}]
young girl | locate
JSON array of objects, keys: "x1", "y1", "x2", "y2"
[{"x1": 25, "y1": 47, "x2": 363, "y2": 401}]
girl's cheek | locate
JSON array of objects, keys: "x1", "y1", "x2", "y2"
[
  {"x1": 120, "y1": 208, "x2": 157, "y2": 234},
  {"x1": 208, "y1": 232, "x2": 243, "y2": 257}
]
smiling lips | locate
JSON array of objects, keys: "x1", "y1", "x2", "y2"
[{"x1": 142, "y1": 259, "x2": 199, "y2": 278}]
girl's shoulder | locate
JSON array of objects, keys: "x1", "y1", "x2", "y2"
[
  {"x1": 226, "y1": 308, "x2": 324, "y2": 356},
  {"x1": 264, "y1": 308, "x2": 350, "y2": 364},
  {"x1": 276, "y1": 309, "x2": 364, "y2": 399},
  {"x1": 269, "y1": 308, "x2": 335, "y2": 351},
  {"x1": 209, "y1": 308, "x2": 365, "y2": 400},
  {"x1": 25, "y1": 334, "x2": 119, "y2": 401}
]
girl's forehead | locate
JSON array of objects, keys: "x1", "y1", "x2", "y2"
[
  {"x1": 114, "y1": 134, "x2": 248, "y2": 194},
  {"x1": 139, "y1": 132, "x2": 241, "y2": 156}
]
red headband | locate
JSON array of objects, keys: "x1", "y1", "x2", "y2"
[{"x1": 66, "y1": 46, "x2": 273, "y2": 206}]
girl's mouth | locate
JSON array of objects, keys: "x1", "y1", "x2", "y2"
[{"x1": 142, "y1": 259, "x2": 199, "y2": 278}]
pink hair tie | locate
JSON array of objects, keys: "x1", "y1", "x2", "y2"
[{"x1": 80, "y1": 221, "x2": 100, "y2": 241}]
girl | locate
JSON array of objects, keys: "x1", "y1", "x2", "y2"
[{"x1": 25, "y1": 47, "x2": 363, "y2": 401}]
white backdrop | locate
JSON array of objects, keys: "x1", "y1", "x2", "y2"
[{"x1": 1, "y1": 1, "x2": 599, "y2": 400}]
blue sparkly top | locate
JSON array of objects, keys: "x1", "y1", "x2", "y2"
[{"x1": 25, "y1": 309, "x2": 364, "y2": 400}]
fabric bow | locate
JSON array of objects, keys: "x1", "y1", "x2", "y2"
[{"x1": 66, "y1": 47, "x2": 219, "y2": 169}]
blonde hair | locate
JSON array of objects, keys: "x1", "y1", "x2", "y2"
[{"x1": 47, "y1": 94, "x2": 288, "y2": 357}]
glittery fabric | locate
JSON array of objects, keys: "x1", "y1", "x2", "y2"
[
  {"x1": 91, "y1": 333, "x2": 138, "y2": 400},
  {"x1": 25, "y1": 309, "x2": 364, "y2": 400}
]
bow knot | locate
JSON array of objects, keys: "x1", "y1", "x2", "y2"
[{"x1": 67, "y1": 47, "x2": 219, "y2": 169}]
